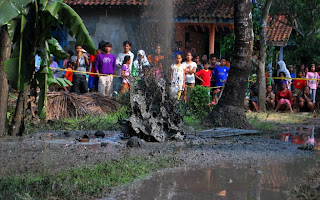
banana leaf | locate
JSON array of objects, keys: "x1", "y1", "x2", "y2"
[
  {"x1": 47, "y1": 37, "x2": 68, "y2": 60},
  {"x1": 7, "y1": 19, "x2": 20, "y2": 42},
  {"x1": 4, "y1": 57, "x2": 31, "y2": 91},
  {"x1": 45, "y1": 1, "x2": 96, "y2": 55},
  {"x1": 0, "y1": 0, "x2": 33, "y2": 26}
]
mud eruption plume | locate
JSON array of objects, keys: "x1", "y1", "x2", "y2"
[{"x1": 128, "y1": 0, "x2": 184, "y2": 142}]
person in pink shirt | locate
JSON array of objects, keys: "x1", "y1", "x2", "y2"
[{"x1": 306, "y1": 64, "x2": 320, "y2": 103}]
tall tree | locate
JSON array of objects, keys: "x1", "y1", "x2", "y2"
[
  {"x1": 206, "y1": 0, "x2": 253, "y2": 128},
  {"x1": 257, "y1": 0, "x2": 272, "y2": 111},
  {"x1": 0, "y1": 25, "x2": 11, "y2": 135},
  {"x1": 272, "y1": 0, "x2": 320, "y2": 65}
]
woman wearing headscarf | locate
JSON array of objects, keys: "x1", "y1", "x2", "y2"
[
  {"x1": 132, "y1": 50, "x2": 150, "y2": 77},
  {"x1": 277, "y1": 60, "x2": 291, "y2": 89}
]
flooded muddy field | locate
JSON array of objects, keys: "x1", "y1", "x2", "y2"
[
  {"x1": 0, "y1": 119, "x2": 319, "y2": 199},
  {"x1": 106, "y1": 158, "x2": 316, "y2": 200}
]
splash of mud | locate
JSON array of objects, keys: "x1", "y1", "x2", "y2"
[{"x1": 128, "y1": 0, "x2": 184, "y2": 142}]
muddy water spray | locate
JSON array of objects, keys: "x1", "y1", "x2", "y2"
[{"x1": 128, "y1": 0, "x2": 184, "y2": 142}]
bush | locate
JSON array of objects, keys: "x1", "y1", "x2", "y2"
[{"x1": 188, "y1": 85, "x2": 211, "y2": 118}]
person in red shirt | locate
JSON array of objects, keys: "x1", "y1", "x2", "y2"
[
  {"x1": 88, "y1": 40, "x2": 104, "y2": 92},
  {"x1": 275, "y1": 81, "x2": 294, "y2": 113},
  {"x1": 195, "y1": 60, "x2": 212, "y2": 87},
  {"x1": 292, "y1": 71, "x2": 306, "y2": 109},
  {"x1": 64, "y1": 61, "x2": 73, "y2": 92}
]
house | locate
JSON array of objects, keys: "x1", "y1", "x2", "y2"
[{"x1": 63, "y1": 0, "x2": 292, "y2": 61}]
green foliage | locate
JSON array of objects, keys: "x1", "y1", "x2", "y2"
[
  {"x1": 271, "y1": 0, "x2": 320, "y2": 65},
  {"x1": 187, "y1": 85, "x2": 211, "y2": 118},
  {"x1": 45, "y1": 1, "x2": 96, "y2": 54},
  {"x1": 0, "y1": 156, "x2": 177, "y2": 199},
  {"x1": 2, "y1": 0, "x2": 96, "y2": 121},
  {"x1": 184, "y1": 115, "x2": 202, "y2": 131},
  {"x1": 247, "y1": 114, "x2": 277, "y2": 132},
  {"x1": 222, "y1": 33, "x2": 236, "y2": 60},
  {"x1": 0, "y1": 0, "x2": 32, "y2": 26},
  {"x1": 6, "y1": 112, "x2": 11, "y2": 120},
  {"x1": 25, "y1": 107, "x2": 130, "y2": 133}
]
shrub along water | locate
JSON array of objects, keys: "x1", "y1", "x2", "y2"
[{"x1": 186, "y1": 85, "x2": 211, "y2": 119}]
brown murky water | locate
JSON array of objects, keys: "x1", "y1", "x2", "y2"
[{"x1": 113, "y1": 158, "x2": 316, "y2": 200}]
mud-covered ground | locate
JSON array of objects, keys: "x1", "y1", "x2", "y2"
[{"x1": 0, "y1": 118, "x2": 319, "y2": 199}]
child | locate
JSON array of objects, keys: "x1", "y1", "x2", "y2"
[
  {"x1": 195, "y1": 60, "x2": 212, "y2": 87},
  {"x1": 316, "y1": 80, "x2": 320, "y2": 111},
  {"x1": 249, "y1": 87, "x2": 259, "y2": 112},
  {"x1": 171, "y1": 54, "x2": 186, "y2": 100},
  {"x1": 300, "y1": 64, "x2": 305, "y2": 77},
  {"x1": 95, "y1": 42, "x2": 117, "y2": 97},
  {"x1": 183, "y1": 52, "x2": 197, "y2": 103},
  {"x1": 275, "y1": 72, "x2": 287, "y2": 92},
  {"x1": 288, "y1": 65, "x2": 295, "y2": 91},
  {"x1": 88, "y1": 40, "x2": 104, "y2": 92},
  {"x1": 120, "y1": 55, "x2": 131, "y2": 94},
  {"x1": 212, "y1": 58, "x2": 229, "y2": 88},
  {"x1": 266, "y1": 85, "x2": 275, "y2": 110},
  {"x1": 64, "y1": 61, "x2": 73, "y2": 92},
  {"x1": 292, "y1": 71, "x2": 306, "y2": 109},
  {"x1": 299, "y1": 86, "x2": 314, "y2": 112},
  {"x1": 304, "y1": 67, "x2": 309, "y2": 77},
  {"x1": 306, "y1": 64, "x2": 319, "y2": 103}
]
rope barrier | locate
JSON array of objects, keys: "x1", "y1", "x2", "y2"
[
  {"x1": 267, "y1": 77, "x2": 320, "y2": 81},
  {"x1": 50, "y1": 67, "x2": 121, "y2": 77},
  {"x1": 49, "y1": 67, "x2": 319, "y2": 88},
  {"x1": 184, "y1": 85, "x2": 222, "y2": 89}
]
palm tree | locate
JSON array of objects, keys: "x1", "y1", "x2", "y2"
[{"x1": 206, "y1": 0, "x2": 254, "y2": 128}]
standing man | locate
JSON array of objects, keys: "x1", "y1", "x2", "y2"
[
  {"x1": 95, "y1": 42, "x2": 117, "y2": 97},
  {"x1": 71, "y1": 45, "x2": 89, "y2": 94},
  {"x1": 115, "y1": 41, "x2": 134, "y2": 95}
]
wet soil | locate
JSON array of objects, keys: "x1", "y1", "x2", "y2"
[{"x1": 0, "y1": 119, "x2": 319, "y2": 199}]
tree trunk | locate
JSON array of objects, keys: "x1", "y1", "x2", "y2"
[
  {"x1": 206, "y1": 0, "x2": 254, "y2": 129},
  {"x1": 0, "y1": 25, "x2": 11, "y2": 136},
  {"x1": 8, "y1": 87, "x2": 30, "y2": 136},
  {"x1": 257, "y1": 0, "x2": 273, "y2": 111}
]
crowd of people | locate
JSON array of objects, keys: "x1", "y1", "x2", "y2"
[
  {"x1": 248, "y1": 61, "x2": 320, "y2": 114},
  {"x1": 48, "y1": 40, "x2": 320, "y2": 114},
  {"x1": 48, "y1": 40, "x2": 230, "y2": 104}
]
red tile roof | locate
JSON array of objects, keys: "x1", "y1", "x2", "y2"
[
  {"x1": 174, "y1": 0, "x2": 234, "y2": 20},
  {"x1": 266, "y1": 15, "x2": 292, "y2": 44},
  {"x1": 64, "y1": 0, "x2": 150, "y2": 6}
]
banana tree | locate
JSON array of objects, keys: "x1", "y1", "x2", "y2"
[{"x1": 0, "y1": 0, "x2": 96, "y2": 135}]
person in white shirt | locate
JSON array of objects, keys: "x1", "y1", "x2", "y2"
[
  {"x1": 115, "y1": 41, "x2": 134, "y2": 95},
  {"x1": 183, "y1": 52, "x2": 197, "y2": 103}
]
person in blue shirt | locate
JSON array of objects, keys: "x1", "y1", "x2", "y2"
[
  {"x1": 288, "y1": 65, "x2": 295, "y2": 91},
  {"x1": 173, "y1": 41, "x2": 182, "y2": 59},
  {"x1": 212, "y1": 58, "x2": 229, "y2": 87}
]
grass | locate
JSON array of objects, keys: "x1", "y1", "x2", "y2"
[
  {"x1": 184, "y1": 115, "x2": 203, "y2": 131},
  {"x1": 25, "y1": 106, "x2": 129, "y2": 134},
  {"x1": 247, "y1": 111, "x2": 314, "y2": 132},
  {"x1": 0, "y1": 156, "x2": 178, "y2": 200},
  {"x1": 247, "y1": 111, "x2": 314, "y2": 124},
  {"x1": 247, "y1": 115, "x2": 278, "y2": 132}
]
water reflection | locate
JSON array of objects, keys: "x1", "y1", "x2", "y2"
[
  {"x1": 273, "y1": 126, "x2": 320, "y2": 151},
  {"x1": 123, "y1": 159, "x2": 314, "y2": 200}
]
